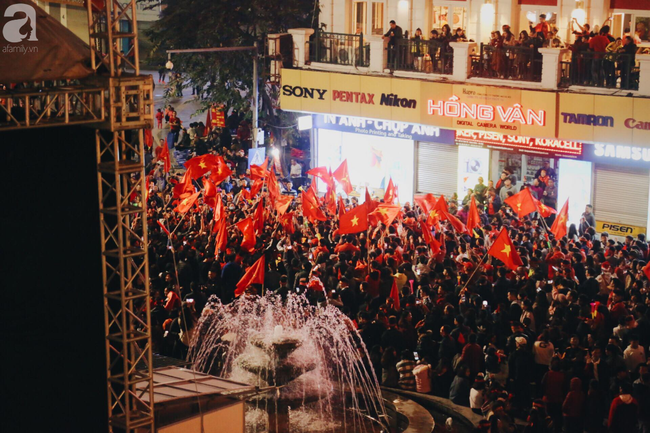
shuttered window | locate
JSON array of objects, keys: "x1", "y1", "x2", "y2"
[
  {"x1": 416, "y1": 142, "x2": 458, "y2": 196},
  {"x1": 594, "y1": 165, "x2": 650, "y2": 228}
]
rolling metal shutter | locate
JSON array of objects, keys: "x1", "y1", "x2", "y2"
[
  {"x1": 416, "y1": 142, "x2": 458, "y2": 196},
  {"x1": 594, "y1": 165, "x2": 650, "y2": 228}
]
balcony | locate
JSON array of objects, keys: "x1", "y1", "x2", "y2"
[{"x1": 278, "y1": 28, "x2": 650, "y2": 96}]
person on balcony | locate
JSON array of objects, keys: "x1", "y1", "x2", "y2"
[
  {"x1": 411, "y1": 28, "x2": 424, "y2": 71},
  {"x1": 617, "y1": 36, "x2": 638, "y2": 90},
  {"x1": 439, "y1": 25, "x2": 452, "y2": 72},
  {"x1": 589, "y1": 27, "x2": 612, "y2": 86},
  {"x1": 451, "y1": 27, "x2": 467, "y2": 42},
  {"x1": 489, "y1": 31, "x2": 505, "y2": 78},
  {"x1": 383, "y1": 20, "x2": 403, "y2": 66},
  {"x1": 530, "y1": 14, "x2": 549, "y2": 39}
]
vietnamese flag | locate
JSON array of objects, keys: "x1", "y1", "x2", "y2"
[
  {"x1": 301, "y1": 191, "x2": 327, "y2": 223},
  {"x1": 339, "y1": 203, "x2": 368, "y2": 235},
  {"x1": 306, "y1": 166, "x2": 332, "y2": 183},
  {"x1": 174, "y1": 191, "x2": 201, "y2": 214},
  {"x1": 325, "y1": 186, "x2": 337, "y2": 216},
  {"x1": 214, "y1": 219, "x2": 228, "y2": 254},
  {"x1": 185, "y1": 154, "x2": 219, "y2": 179},
  {"x1": 550, "y1": 199, "x2": 569, "y2": 239},
  {"x1": 202, "y1": 177, "x2": 218, "y2": 209},
  {"x1": 275, "y1": 195, "x2": 293, "y2": 215},
  {"x1": 173, "y1": 166, "x2": 196, "y2": 198},
  {"x1": 488, "y1": 228, "x2": 524, "y2": 271},
  {"x1": 234, "y1": 255, "x2": 265, "y2": 297},
  {"x1": 433, "y1": 194, "x2": 450, "y2": 220},
  {"x1": 365, "y1": 188, "x2": 378, "y2": 213},
  {"x1": 236, "y1": 217, "x2": 256, "y2": 251},
  {"x1": 210, "y1": 156, "x2": 233, "y2": 185},
  {"x1": 533, "y1": 197, "x2": 557, "y2": 218},
  {"x1": 267, "y1": 170, "x2": 280, "y2": 204},
  {"x1": 159, "y1": 139, "x2": 171, "y2": 173},
  {"x1": 239, "y1": 188, "x2": 252, "y2": 202},
  {"x1": 389, "y1": 277, "x2": 401, "y2": 310},
  {"x1": 250, "y1": 178, "x2": 265, "y2": 197},
  {"x1": 280, "y1": 212, "x2": 295, "y2": 234},
  {"x1": 415, "y1": 193, "x2": 437, "y2": 214},
  {"x1": 332, "y1": 159, "x2": 353, "y2": 194},
  {"x1": 421, "y1": 221, "x2": 441, "y2": 255},
  {"x1": 338, "y1": 196, "x2": 346, "y2": 219},
  {"x1": 643, "y1": 261, "x2": 650, "y2": 280},
  {"x1": 372, "y1": 204, "x2": 401, "y2": 226},
  {"x1": 466, "y1": 196, "x2": 481, "y2": 234},
  {"x1": 384, "y1": 178, "x2": 397, "y2": 204},
  {"x1": 445, "y1": 211, "x2": 468, "y2": 234},
  {"x1": 211, "y1": 195, "x2": 225, "y2": 233},
  {"x1": 250, "y1": 157, "x2": 269, "y2": 181},
  {"x1": 252, "y1": 199, "x2": 265, "y2": 234},
  {"x1": 504, "y1": 188, "x2": 537, "y2": 218}
]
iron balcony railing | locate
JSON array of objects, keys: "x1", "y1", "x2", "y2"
[
  {"x1": 388, "y1": 39, "x2": 453, "y2": 74},
  {"x1": 563, "y1": 51, "x2": 638, "y2": 90},
  {"x1": 308, "y1": 31, "x2": 370, "y2": 67},
  {"x1": 471, "y1": 43, "x2": 542, "y2": 82}
]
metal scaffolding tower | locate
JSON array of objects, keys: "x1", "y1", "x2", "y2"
[{"x1": 88, "y1": 1, "x2": 155, "y2": 432}]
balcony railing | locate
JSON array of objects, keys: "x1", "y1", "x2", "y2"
[
  {"x1": 563, "y1": 51, "x2": 638, "y2": 90},
  {"x1": 471, "y1": 44, "x2": 542, "y2": 82},
  {"x1": 308, "y1": 31, "x2": 370, "y2": 67},
  {"x1": 388, "y1": 39, "x2": 453, "y2": 74}
]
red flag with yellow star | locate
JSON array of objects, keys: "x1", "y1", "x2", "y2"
[
  {"x1": 301, "y1": 191, "x2": 327, "y2": 223},
  {"x1": 275, "y1": 195, "x2": 293, "y2": 215},
  {"x1": 504, "y1": 188, "x2": 537, "y2": 218},
  {"x1": 306, "y1": 166, "x2": 333, "y2": 184},
  {"x1": 445, "y1": 211, "x2": 468, "y2": 234},
  {"x1": 202, "y1": 177, "x2": 218, "y2": 209},
  {"x1": 550, "y1": 199, "x2": 569, "y2": 239},
  {"x1": 338, "y1": 195, "x2": 346, "y2": 219},
  {"x1": 267, "y1": 170, "x2": 280, "y2": 204},
  {"x1": 184, "y1": 154, "x2": 219, "y2": 179},
  {"x1": 533, "y1": 197, "x2": 557, "y2": 218},
  {"x1": 370, "y1": 204, "x2": 400, "y2": 226},
  {"x1": 466, "y1": 196, "x2": 481, "y2": 234},
  {"x1": 174, "y1": 191, "x2": 201, "y2": 213},
  {"x1": 332, "y1": 159, "x2": 353, "y2": 194},
  {"x1": 250, "y1": 157, "x2": 269, "y2": 181},
  {"x1": 488, "y1": 228, "x2": 523, "y2": 271},
  {"x1": 211, "y1": 195, "x2": 225, "y2": 233},
  {"x1": 236, "y1": 217, "x2": 256, "y2": 251},
  {"x1": 433, "y1": 194, "x2": 450, "y2": 221},
  {"x1": 384, "y1": 178, "x2": 397, "y2": 204},
  {"x1": 173, "y1": 167, "x2": 196, "y2": 199},
  {"x1": 420, "y1": 221, "x2": 441, "y2": 255},
  {"x1": 234, "y1": 255, "x2": 265, "y2": 297},
  {"x1": 214, "y1": 219, "x2": 228, "y2": 254},
  {"x1": 365, "y1": 188, "x2": 378, "y2": 213},
  {"x1": 250, "y1": 178, "x2": 265, "y2": 198},
  {"x1": 252, "y1": 199, "x2": 265, "y2": 233},
  {"x1": 339, "y1": 203, "x2": 368, "y2": 234},
  {"x1": 325, "y1": 186, "x2": 337, "y2": 216},
  {"x1": 415, "y1": 193, "x2": 437, "y2": 214},
  {"x1": 159, "y1": 140, "x2": 171, "y2": 173},
  {"x1": 280, "y1": 212, "x2": 295, "y2": 234},
  {"x1": 209, "y1": 156, "x2": 233, "y2": 185}
]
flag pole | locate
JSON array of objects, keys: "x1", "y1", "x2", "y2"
[{"x1": 458, "y1": 252, "x2": 488, "y2": 294}]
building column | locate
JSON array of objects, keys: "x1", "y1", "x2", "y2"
[
  {"x1": 288, "y1": 28, "x2": 315, "y2": 67},
  {"x1": 367, "y1": 35, "x2": 386, "y2": 72},
  {"x1": 539, "y1": 48, "x2": 567, "y2": 90},
  {"x1": 637, "y1": 54, "x2": 650, "y2": 97},
  {"x1": 450, "y1": 42, "x2": 477, "y2": 82}
]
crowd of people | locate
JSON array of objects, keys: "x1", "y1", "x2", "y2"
[{"x1": 139, "y1": 106, "x2": 650, "y2": 433}]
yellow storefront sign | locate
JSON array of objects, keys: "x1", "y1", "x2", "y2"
[
  {"x1": 596, "y1": 220, "x2": 646, "y2": 238},
  {"x1": 280, "y1": 69, "x2": 557, "y2": 138}
]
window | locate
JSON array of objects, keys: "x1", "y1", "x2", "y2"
[
  {"x1": 354, "y1": 2, "x2": 367, "y2": 35},
  {"x1": 634, "y1": 16, "x2": 650, "y2": 42},
  {"x1": 432, "y1": 6, "x2": 466, "y2": 32},
  {"x1": 371, "y1": 2, "x2": 384, "y2": 35}
]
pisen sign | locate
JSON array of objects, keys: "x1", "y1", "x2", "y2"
[{"x1": 455, "y1": 130, "x2": 583, "y2": 158}]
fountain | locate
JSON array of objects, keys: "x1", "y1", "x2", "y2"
[{"x1": 189, "y1": 293, "x2": 388, "y2": 433}]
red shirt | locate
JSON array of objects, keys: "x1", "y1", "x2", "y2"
[{"x1": 589, "y1": 35, "x2": 610, "y2": 53}]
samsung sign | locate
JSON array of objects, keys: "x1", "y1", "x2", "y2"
[
  {"x1": 313, "y1": 115, "x2": 455, "y2": 144},
  {"x1": 584, "y1": 143, "x2": 650, "y2": 168}
]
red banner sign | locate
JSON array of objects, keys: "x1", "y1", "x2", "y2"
[{"x1": 455, "y1": 130, "x2": 583, "y2": 158}]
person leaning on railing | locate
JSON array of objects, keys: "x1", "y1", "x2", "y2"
[{"x1": 617, "y1": 36, "x2": 638, "y2": 89}]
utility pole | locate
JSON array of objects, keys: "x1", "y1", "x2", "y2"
[{"x1": 166, "y1": 45, "x2": 260, "y2": 146}]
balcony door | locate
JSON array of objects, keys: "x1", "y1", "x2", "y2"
[{"x1": 353, "y1": 1, "x2": 385, "y2": 35}]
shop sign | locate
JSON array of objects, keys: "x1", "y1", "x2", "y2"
[
  {"x1": 582, "y1": 143, "x2": 650, "y2": 168},
  {"x1": 596, "y1": 220, "x2": 646, "y2": 238},
  {"x1": 314, "y1": 114, "x2": 455, "y2": 144},
  {"x1": 429, "y1": 97, "x2": 547, "y2": 129},
  {"x1": 455, "y1": 130, "x2": 583, "y2": 158}
]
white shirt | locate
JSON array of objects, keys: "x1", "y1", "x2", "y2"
[
  {"x1": 470, "y1": 388, "x2": 484, "y2": 409},
  {"x1": 290, "y1": 163, "x2": 302, "y2": 177},
  {"x1": 413, "y1": 364, "x2": 432, "y2": 394},
  {"x1": 533, "y1": 341, "x2": 555, "y2": 366},
  {"x1": 624, "y1": 345, "x2": 646, "y2": 372}
]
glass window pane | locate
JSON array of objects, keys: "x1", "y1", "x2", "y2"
[
  {"x1": 354, "y1": 2, "x2": 367, "y2": 34},
  {"x1": 452, "y1": 7, "x2": 466, "y2": 31},
  {"x1": 372, "y1": 3, "x2": 384, "y2": 35},
  {"x1": 432, "y1": 6, "x2": 449, "y2": 30}
]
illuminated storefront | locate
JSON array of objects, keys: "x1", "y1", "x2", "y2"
[{"x1": 280, "y1": 68, "x2": 650, "y2": 235}]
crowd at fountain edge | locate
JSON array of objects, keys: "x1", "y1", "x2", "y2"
[{"x1": 142, "y1": 128, "x2": 650, "y2": 433}]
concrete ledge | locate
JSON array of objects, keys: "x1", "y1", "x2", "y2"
[
  {"x1": 466, "y1": 77, "x2": 544, "y2": 89},
  {"x1": 307, "y1": 62, "x2": 370, "y2": 74},
  {"x1": 567, "y1": 85, "x2": 639, "y2": 96},
  {"x1": 382, "y1": 387, "x2": 483, "y2": 433},
  {"x1": 382, "y1": 389, "x2": 435, "y2": 433},
  {"x1": 393, "y1": 70, "x2": 453, "y2": 81}
]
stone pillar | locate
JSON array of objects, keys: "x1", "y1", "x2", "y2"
[
  {"x1": 637, "y1": 55, "x2": 650, "y2": 96},
  {"x1": 367, "y1": 36, "x2": 385, "y2": 72},
  {"x1": 288, "y1": 28, "x2": 315, "y2": 67},
  {"x1": 449, "y1": 42, "x2": 477, "y2": 82},
  {"x1": 539, "y1": 48, "x2": 567, "y2": 90}
]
